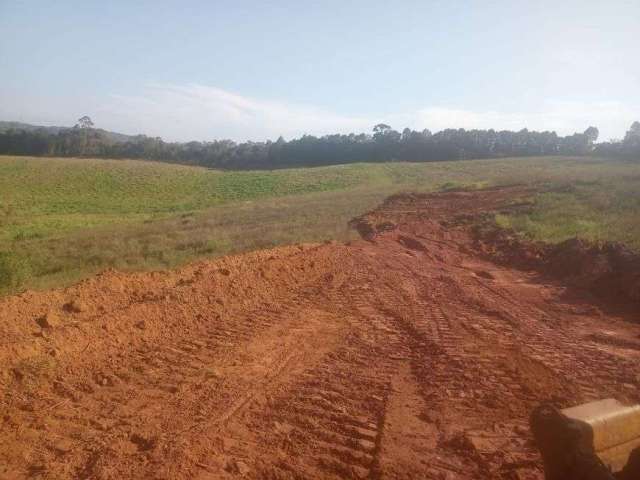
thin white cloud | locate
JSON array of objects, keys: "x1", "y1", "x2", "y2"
[
  {"x1": 99, "y1": 84, "x2": 372, "y2": 142},
  {"x1": 403, "y1": 101, "x2": 636, "y2": 141},
  {"x1": 2, "y1": 83, "x2": 637, "y2": 142},
  {"x1": 97, "y1": 84, "x2": 636, "y2": 143}
]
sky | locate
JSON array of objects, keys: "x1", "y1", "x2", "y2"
[{"x1": 1, "y1": 0, "x2": 638, "y2": 142}]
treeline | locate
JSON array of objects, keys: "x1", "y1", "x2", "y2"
[
  {"x1": 591, "y1": 122, "x2": 640, "y2": 159},
  {"x1": 0, "y1": 120, "x2": 639, "y2": 169}
]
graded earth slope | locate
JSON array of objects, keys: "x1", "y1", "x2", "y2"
[{"x1": 1, "y1": 187, "x2": 639, "y2": 479}]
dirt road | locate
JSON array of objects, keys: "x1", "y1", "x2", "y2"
[{"x1": 2, "y1": 187, "x2": 639, "y2": 479}]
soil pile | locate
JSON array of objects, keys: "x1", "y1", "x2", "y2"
[
  {"x1": 473, "y1": 221, "x2": 640, "y2": 305},
  {"x1": 547, "y1": 239, "x2": 640, "y2": 303},
  {"x1": 1, "y1": 186, "x2": 639, "y2": 480}
]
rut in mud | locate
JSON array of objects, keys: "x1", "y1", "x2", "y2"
[{"x1": 2, "y1": 186, "x2": 640, "y2": 480}]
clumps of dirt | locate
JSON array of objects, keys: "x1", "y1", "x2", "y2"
[
  {"x1": 63, "y1": 299, "x2": 87, "y2": 313},
  {"x1": 548, "y1": 239, "x2": 640, "y2": 303},
  {"x1": 4, "y1": 185, "x2": 640, "y2": 480},
  {"x1": 353, "y1": 186, "x2": 640, "y2": 307},
  {"x1": 348, "y1": 217, "x2": 376, "y2": 241},
  {"x1": 397, "y1": 235, "x2": 427, "y2": 252},
  {"x1": 348, "y1": 216, "x2": 397, "y2": 241},
  {"x1": 474, "y1": 223, "x2": 640, "y2": 305},
  {"x1": 474, "y1": 270, "x2": 495, "y2": 280},
  {"x1": 376, "y1": 221, "x2": 398, "y2": 233},
  {"x1": 129, "y1": 433, "x2": 156, "y2": 452},
  {"x1": 36, "y1": 311, "x2": 61, "y2": 329},
  {"x1": 472, "y1": 222, "x2": 547, "y2": 269},
  {"x1": 350, "y1": 185, "x2": 534, "y2": 242}
]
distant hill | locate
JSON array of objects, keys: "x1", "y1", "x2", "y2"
[
  {"x1": 0, "y1": 120, "x2": 132, "y2": 143},
  {"x1": 0, "y1": 121, "x2": 68, "y2": 134}
]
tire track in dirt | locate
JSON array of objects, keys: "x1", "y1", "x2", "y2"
[
  {"x1": 211, "y1": 297, "x2": 402, "y2": 479},
  {"x1": 2, "y1": 186, "x2": 639, "y2": 480}
]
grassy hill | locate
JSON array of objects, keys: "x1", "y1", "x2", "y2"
[{"x1": 1, "y1": 155, "x2": 639, "y2": 294}]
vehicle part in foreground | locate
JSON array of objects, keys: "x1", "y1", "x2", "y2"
[{"x1": 531, "y1": 399, "x2": 640, "y2": 480}]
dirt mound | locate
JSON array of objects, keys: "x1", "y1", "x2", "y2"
[
  {"x1": 472, "y1": 221, "x2": 547, "y2": 268},
  {"x1": 351, "y1": 185, "x2": 535, "y2": 240},
  {"x1": 548, "y1": 239, "x2": 640, "y2": 302},
  {"x1": 474, "y1": 223, "x2": 640, "y2": 305},
  {"x1": 2, "y1": 187, "x2": 639, "y2": 480}
]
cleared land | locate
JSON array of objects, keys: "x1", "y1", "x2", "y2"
[
  {"x1": 1, "y1": 187, "x2": 639, "y2": 479},
  {"x1": 2, "y1": 155, "x2": 639, "y2": 295}
]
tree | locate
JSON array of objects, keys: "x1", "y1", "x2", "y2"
[
  {"x1": 584, "y1": 126, "x2": 599, "y2": 144},
  {"x1": 1, "y1": 121, "x2": 622, "y2": 167},
  {"x1": 75, "y1": 116, "x2": 94, "y2": 129},
  {"x1": 624, "y1": 121, "x2": 640, "y2": 147},
  {"x1": 373, "y1": 124, "x2": 401, "y2": 143},
  {"x1": 373, "y1": 124, "x2": 391, "y2": 135}
]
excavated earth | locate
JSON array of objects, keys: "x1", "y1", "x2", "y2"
[{"x1": 2, "y1": 186, "x2": 640, "y2": 480}]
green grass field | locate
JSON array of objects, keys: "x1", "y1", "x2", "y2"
[{"x1": 2, "y1": 155, "x2": 639, "y2": 295}]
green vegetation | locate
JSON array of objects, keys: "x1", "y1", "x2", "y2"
[
  {"x1": 0, "y1": 120, "x2": 607, "y2": 169},
  {"x1": 495, "y1": 177, "x2": 640, "y2": 247},
  {"x1": 1, "y1": 155, "x2": 639, "y2": 295}
]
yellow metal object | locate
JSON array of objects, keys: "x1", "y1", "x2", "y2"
[{"x1": 562, "y1": 398, "x2": 640, "y2": 472}]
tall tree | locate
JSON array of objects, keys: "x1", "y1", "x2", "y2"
[
  {"x1": 75, "y1": 116, "x2": 94, "y2": 129},
  {"x1": 624, "y1": 122, "x2": 640, "y2": 147},
  {"x1": 373, "y1": 124, "x2": 391, "y2": 135},
  {"x1": 584, "y1": 126, "x2": 599, "y2": 144}
]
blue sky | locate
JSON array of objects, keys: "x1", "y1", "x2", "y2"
[{"x1": 1, "y1": 0, "x2": 638, "y2": 142}]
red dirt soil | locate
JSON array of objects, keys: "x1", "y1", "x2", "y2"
[{"x1": 2, "y1": 186, "x2": 640, "y2": 480}]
